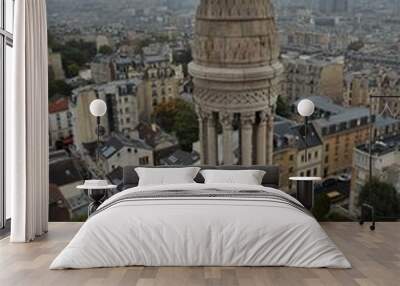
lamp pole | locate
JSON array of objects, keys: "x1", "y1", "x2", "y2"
[
  {"x1": 297, "y1": 99, "x2": 315, "y2": 164},
  {"x1": 89, "y1": 99, "x2": 108, "y2": 176},
  {"x1": 96, "y1": 116, "x2": 101, "y2": 164},
  {"x1": 304, "y1": 116, "x2": 308, "y2": 163}
]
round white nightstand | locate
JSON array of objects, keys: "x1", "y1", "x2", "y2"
[
  {"x1": 289, "y1": 177, "x2": 322, "y2": 210},
  {"x1": 77, "y1": 184, "x2": 117, "y2": 216}
]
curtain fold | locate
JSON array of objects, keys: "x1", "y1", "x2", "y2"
[{"x1": 8, "y1": 0, "x2": 49, "y2": 242}]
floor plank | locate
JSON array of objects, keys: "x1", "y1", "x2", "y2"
[{"x1": 0, "y1": 222, "x2": 399, "y2": 286}]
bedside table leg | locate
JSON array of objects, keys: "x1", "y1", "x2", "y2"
[
  {"x1": 87, "y1": 189, "x2": 107, "y2": 216},
  {"x1": 297, "y1": 181, "x2": 314, "y2": 210}
]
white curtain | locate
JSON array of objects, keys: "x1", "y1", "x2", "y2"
[{"x1": 8, "y1": 0, "x2": 49, "y2": 242}]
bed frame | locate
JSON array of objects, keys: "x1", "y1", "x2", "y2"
[{"x1": 122, "y1": 165, "x2": 280, "y2": 190}]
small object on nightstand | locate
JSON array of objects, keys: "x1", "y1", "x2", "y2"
[
  {"x1": 289, "y1": 177, "x2": 322, "y2": 210},
  {"x1": 77, "y1": 180, "x2": 117, "y2": 216}
]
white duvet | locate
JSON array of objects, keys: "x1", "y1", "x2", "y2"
[{"x1": 50, "y1": 183, "x2": 351, "y2": 269}]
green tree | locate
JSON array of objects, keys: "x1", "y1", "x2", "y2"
[
  {"x1": 98, "y1": 45, "x2": 113, "y2": 55},
  {"x1": 66, "y1": 63, "x2": 80, "y2": 78},
  {"x1": 153, "y1": 99, "x2": 199, "y2": 151},
  {"x1": 153, "y1": 100, "x2": 178, "y2": 133},
  {"x1": 134, "y1": 37, "x2": 153, "y2": 54},
  {"x1": 48, "y1": 79, "x2": 73, "y2": 99},
  {"x1": 173, "y1": 102, "x2": 199, "y2": 151},
  {"x1": 312, "y1": 193, "x2": 331, "y2": 221},
  {"x1": 276, "y1": 95, "x2": 290, "y2": 118},
  {"x1": 50, "y1": 39, "x2": 97, "y2": 78},
  {"x1": 358, "y1": 178, "x2": 400, "y2": 217}
]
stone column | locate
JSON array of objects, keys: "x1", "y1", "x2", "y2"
[
  {"x1": 241, "y1": 112, "x2": 255, "y2": 166},
  {"x1": 197, "y1": 109, "x2": 208, "y2": 164},
  {"x1": 220, "y1": 112, "x2": 234, "y2": 165},
  {"x1": 266, "y1": 115, "x2": 274, "y2": 165},
  {"x1": 207, "y1": 113, "x2": 218, "y2": 165},
  {"x1": 256, "y1": 111, "x2": 267, "y2": 165}
]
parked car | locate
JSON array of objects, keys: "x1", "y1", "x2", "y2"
[
  {"x1": 338, "y1": 174, "x2": 352, "y2": 182},
  {"x1": 322, "y1": 178, "x2": 337, "y2": 188}
]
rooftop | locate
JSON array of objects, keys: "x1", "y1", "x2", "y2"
[
  {"x1": 160, "y1": 150, "x2": 200, "y2": 166},
  {"x1": 294, "y1": 96, "x2": 346, "y2": 115},
  {"x1": 356, "y1": 134, "x2": 400, "y2": 156},
  {"x1": 49, "y1": 97, "x2": 69, "y2": 114},
  {"x1": 101, "y1": 133, "x2": 152, "y2": 159},
  {"x1": 49, "y1": 158, "x2": 84, "y2": 187},
  {"x1": 106, "y1": 166, "x2": 124, "y2": 188},
  {"x1": 314, "y1": 107, "x2": 371, "y2": 128},
  {"x1": 135, "y1": 122, "x2": 178, "y2": 149},
  {"x1": 274, "y1": 117, "x2": 323, "y2": 151}
]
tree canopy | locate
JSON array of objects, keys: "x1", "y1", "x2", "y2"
[
  {"x1": 49, "y1": 33, "x2": 97, "y2": 78},
  {"x1": 98, "y1": 45, "x2": 113, "y2": 55},
  {"x1": 276, "y1": 95, "x2": 291, "y2": 118},
  {"x1": 358, "y1": 178, "x2": 400, "y2": 217},
  {"x1": 48, "y1": 67, "x2": 72, "y2": 99},
  {"x1": 153, "y1": 99, "x2": 199, "y2": 152}
]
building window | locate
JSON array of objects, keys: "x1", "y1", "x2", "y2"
[
  {"x1": 139, "y1": 156, "x2": 149, "y2": 165},
  {"x1": 324, "y1": 168, "x2": 328, "y2": 177}
]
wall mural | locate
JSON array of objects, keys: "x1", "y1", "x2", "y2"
[{"x1": 46, "y1": 0, "x2": 400, "y2": 223}]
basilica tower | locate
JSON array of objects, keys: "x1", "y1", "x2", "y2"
[{"x1": 189, "y1": 0, "x2": 283, "y2": 165}]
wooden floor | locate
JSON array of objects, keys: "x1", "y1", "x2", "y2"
[{"x1": 0, "y1": 222, "x2": 399, "y2": 286}]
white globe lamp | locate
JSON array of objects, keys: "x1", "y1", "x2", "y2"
[
  {"x1": 297, "y1": 99, "x2": 315, "y2": 117},
  {"x1": 90, "y1": 99, "x2": 107, "y2": 117}
]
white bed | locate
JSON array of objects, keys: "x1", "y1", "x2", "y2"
[{"x1": 50, "y1": 183, "x2": 351, "y2": 269}]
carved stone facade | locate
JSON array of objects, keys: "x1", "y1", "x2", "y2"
[{"x1": 189, "y1": 0, "x2": 283, "y2": 165}]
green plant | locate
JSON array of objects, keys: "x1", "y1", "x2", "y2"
[
  {"x1": 358, "y1": 178, "x2": 400, "y2": 218},
  {"x1": 276, "y1": 95, "x2": 291, "y2": 118},
  {"x1": 98, "y1": 45, "x2": 113, "y2": 55},
  {"x1": 153, "y1": 99, "x2": 199, "y2": 151}
]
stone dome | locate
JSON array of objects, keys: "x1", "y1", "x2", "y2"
[{"x1": 192, "y1": 0, "x2": 280, "y2": 68}]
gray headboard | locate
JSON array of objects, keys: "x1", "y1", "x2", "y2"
[{"x1": 122, "y1": 165, "x2": 280, "y2": 190}]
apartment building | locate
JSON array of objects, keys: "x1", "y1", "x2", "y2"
[
  {"x1": 274, "y1": 117, "x2": 323, "y2": 194},
  {"x1": 142, "y1": 43, "x2": 184, "y2": 121},
  {"x1": 49, "y1": 97, "x2": 74, "y2": 147},
  {"x1": 100, "y1": 134, "x2": 154, "y2": 174},
  {"x1": 282, "y1": 53, "x2": 344, "y2": 103},
  {"x1": 70, "y1": 78, "x2": 145, "y2": 148},
  {"x1": 350, "y1": 136, "x2": 400, "y2": 216},
  {"x1": 314, "y1": 108, "x2": 372, "y2": 177}
]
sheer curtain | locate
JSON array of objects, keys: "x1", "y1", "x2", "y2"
[{"x1": 7, "y1": 0, "x2": 49, "y2": 242}]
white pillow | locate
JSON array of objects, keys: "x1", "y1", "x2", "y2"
[
  {"x1": 135, "y1": 167, "x2": 201, "y2": 186},
  {"x1": 200, "y1": 169, "x2": 266, "y2": 185}
]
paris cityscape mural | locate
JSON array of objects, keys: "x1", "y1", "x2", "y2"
[{"x1": 46, "y1": 0, "x2": 400, "y2": 222}]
